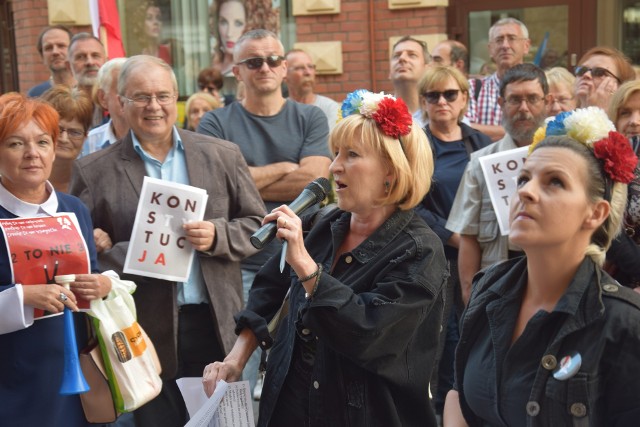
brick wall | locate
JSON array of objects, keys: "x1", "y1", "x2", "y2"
[
  {"x1": 297, "y1": 0, "x2": 447, "y2": 102},
  {"x1": 14, "y1": 1, "x2": 91, "y2": 94},
  {"x1": 14, "y1": 0, "x2": 49, "y2": 94},
  {"x1": 13, "y1": 0, "x2": 447, "y2": 99}
]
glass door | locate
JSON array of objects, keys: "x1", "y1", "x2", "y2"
[{"x1": 448, "y1": 0, "x2": 597, "y2": 74}]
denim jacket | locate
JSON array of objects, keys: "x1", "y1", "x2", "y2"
[
  {"x1": 236, "y1": 208, "x2": 448, "y2": 426},
  {"x1": 455, "y1": 257, "x2": 640, "y2": 427}
]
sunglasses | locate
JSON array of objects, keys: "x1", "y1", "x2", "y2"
[
  {"x1": 574, "y1": 66, "x2": 621, "y2": 84},
  {"x1": 423, "y1": 89, "x2": 460, "y2": 104},
  {"x1": 236, "y1": 55, "x2": 285, "y2": 70}
]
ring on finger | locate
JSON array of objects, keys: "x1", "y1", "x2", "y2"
[{"x1": 59, "y1": 292, "x2": 68, "y2": 303}]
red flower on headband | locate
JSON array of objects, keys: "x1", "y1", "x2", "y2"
[
  {"x1": 593, "y1": 131, "x2": 638, "y2": 184},
  {"x1": 371, "y1": 97, "x2": 412, "y2": 138}
]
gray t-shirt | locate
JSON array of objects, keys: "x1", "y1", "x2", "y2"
[
  {"x1": 313, "y1": 94, "x2": 340, "y2": 131},
  {"x1": 197, "y1": 99, "x2": 331, "y2": 269}
]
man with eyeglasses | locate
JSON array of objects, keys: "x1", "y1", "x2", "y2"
[
  {"x1": 466, "y1": 18, "x2": 531, "y2": 142},
  {"x1": 285, "y1": 49, "x2": 340, "y2": 130},
  {"x1": 389, "y1": 35, "x2": 430, "y2": 128},
  {"x1": 447, "y1": 64, "x2": 548, "y2": 307},
  {"x1": 197, "y1": 29, "x2": 331, "y2": 399},
  {"x1": 69, "y1": 55, "x2": 266, "y2": 427}
]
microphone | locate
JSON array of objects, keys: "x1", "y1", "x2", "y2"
[{"x1": 250, "y1": 177, "x2": 331, "y2": 249}]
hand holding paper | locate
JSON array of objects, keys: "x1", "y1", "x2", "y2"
[{"x1": 183, "y1": 221, "x2": 216, "y2": 252}]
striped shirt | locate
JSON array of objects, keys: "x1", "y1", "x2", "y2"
[{"x1": 465, "y1": 73, "x2": 502, "y2": 126}]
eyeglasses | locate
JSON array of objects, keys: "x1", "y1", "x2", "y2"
[
  {"x1": 59, "y1": 126, "x2": 85, "y2": 139},
  {"x1": 505, "y1": 95, "x2": 545, "y2": 107},
  {"x1": 122, "y1": 94, "x2": 176, "y2": 108},
  {"x1": 236, "y1": 55, "x2": 285, "y2": 70},
  {"x1": 490, "y1": 35, "x2": 527, "y2": 45},
  {"x1": 574, "y1": 66, "x2": 621, "y2": 84},
  {"x1": 423, "y1": 90, "x2": 460, "y2": 104},
  {"x1": 549, "y1": 96, "x2": 574, "y2": 106}
]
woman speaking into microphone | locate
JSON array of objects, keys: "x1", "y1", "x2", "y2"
[
  {"x1": 0, "y1": 93, "x2": 111, "y2": 426},
  {"x1": 203, "y1": 90, "x2": 448, "y2": 426}
]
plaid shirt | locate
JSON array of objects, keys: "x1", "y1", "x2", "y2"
[{"x1": 465, "y1": 73, "x2": 502, "y2": 126}]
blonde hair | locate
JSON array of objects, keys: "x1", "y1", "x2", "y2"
[
  {"x1": 545, "y1": 67, "x2": 575, "y2": 92},
  {"x1": 329, "y1": 114, "x2": 433, "y2": 210},
  {"x1": 418, "y1": 65, "x2": 470, "y2": 122},
  {"x1": 608, "y1": 79, "x2": 640, "y2": 124}
]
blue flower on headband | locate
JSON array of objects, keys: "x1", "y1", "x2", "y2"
[
  {"x1": 546, "y1": 111, "x2": 572, "y2": 136},
  {"x1": 341, "y1": 89, "x2": 368, "y2": 118}
]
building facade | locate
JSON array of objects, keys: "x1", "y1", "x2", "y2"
[{"x1": 4, "y1": 0, "x2": 638, "y2": 101}]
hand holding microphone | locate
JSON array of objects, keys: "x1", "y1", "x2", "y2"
[
  {"x1": 250, "y1": 178, "x2": 331, "y2": 272},
  {"x1": 250, "y1": 177, "x2": 331, "y2": 249}
]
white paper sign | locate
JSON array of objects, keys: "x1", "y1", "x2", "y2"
[
  {"x1": 478, "y1": 146, "x2": 529, "y2": 235},
  {"x1": 177, "y1": 379, "x2": 255, "y2": 427},
  {"x1": 124, "y1": 177, "x2": 208, "y2": 281}
]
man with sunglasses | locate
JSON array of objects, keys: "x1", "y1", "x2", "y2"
[
  {"x1": 447, "y1": 64, "x2": 548, "y2": 307},
  {"x1": 70, "y1": 55, "x2": 266, "y2": 427},
  {"x1": 197, "y1": 29, "x2": 331, "y2": 398},
  {"x1": 285, "y1": 49, "x2": 340, "y2": 131},
  {"x1": 389, "y1": 35, "x2": 430, "y2": 128},
  {"x1": 466, "y1": 18, "x2": 531, "y2": 142}
]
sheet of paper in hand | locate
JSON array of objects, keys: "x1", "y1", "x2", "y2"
[
  {"x1": 478, "y1": 146, "x2": 529, "y2": 236},
  {"x1": 124, "y1": 176, "x2": 208, "y2": 282},
  {"x1": 0, "y1": 213, "x2": 91, "y2": 318}
]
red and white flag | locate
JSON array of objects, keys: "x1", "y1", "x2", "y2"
[{"x1": 89, "y1": 0, "x2": 126, "y2": 58}]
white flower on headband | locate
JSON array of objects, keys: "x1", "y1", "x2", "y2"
[
  {"x1": 563, "y1": 106, "x2": 616, "y2": 145},
  {"x1": 359, "y1": 92, "x2": 393, "y2": 118}
]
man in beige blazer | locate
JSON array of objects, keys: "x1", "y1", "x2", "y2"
[{"x1": 69, "y1": 55, "x2": 266, "y2": 427}]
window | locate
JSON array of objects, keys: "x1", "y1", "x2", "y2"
[{"x1": 117, "y1": 0, "x2": 286, "y2": 98}]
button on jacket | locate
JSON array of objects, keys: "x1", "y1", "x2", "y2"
[
  {"x1": 236, "y1": 208, "x2": 448, "y2": 427},
  {"x1": 455, "y1": 257, "x2": 640, "y2": 426}
]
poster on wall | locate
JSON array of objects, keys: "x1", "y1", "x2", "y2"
[
  {"x1": 208, "y1": 0, "x2": 281, "y2": 77},
  {"x1": 122, "y1": 0, "x2": 173, "y2": 65}
]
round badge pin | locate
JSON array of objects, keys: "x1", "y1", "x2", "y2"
[{"x1": 553, "y1": 352, "x2": 582, "y2": 381}]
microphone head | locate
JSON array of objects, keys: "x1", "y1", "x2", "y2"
[{"x1": 306, "y1": 177, "x2": 331, "y2": 204}]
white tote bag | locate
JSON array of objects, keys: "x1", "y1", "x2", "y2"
[{"x1": 87, "y1": 277, "x2": 163, "y2": 413}]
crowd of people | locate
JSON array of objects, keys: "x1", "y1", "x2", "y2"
[{"x1": 2, "y1": 15, "x2": 640, "y2": 427}]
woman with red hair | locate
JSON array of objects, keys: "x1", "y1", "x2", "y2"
[{"x1": 0, "y1": 93, "x2": 112, "y2": 426}]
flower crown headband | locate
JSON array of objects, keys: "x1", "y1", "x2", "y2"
[
  {"x1": 340, "y1": 89, "x2": 413, "y2": 142},
  {"x1": 530, "y1": 107, "x2": 638, "y2": 195}
]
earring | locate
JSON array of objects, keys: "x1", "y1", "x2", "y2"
[{"x1": 384, "y1": 181, "x2": 390, "y2": 193}]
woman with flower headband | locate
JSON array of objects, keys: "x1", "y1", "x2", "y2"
[
  {"x1": 444, "y1": 107, "x2": 640, "y2": 426},
  {"x1": 202, "y1": 90, "x2": 447, "y2": 426}
]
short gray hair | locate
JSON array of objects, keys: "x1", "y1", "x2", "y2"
[
  {"x1": 489, "y1": 17, "x2": 529, "y2": 40},
  {"x1": 118, "y1": 55, "x2": 178, "y2": 96},
  {"x1": 96, "y1": 58, "x2": 126, "y2": 93},
  {"x1": 233, "y1": 29, "x2": 284, "y2": 63}
]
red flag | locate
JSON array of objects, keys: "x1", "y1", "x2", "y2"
[{"x1": 98, "y1": 0, "x2": 126, "y2": 58}]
